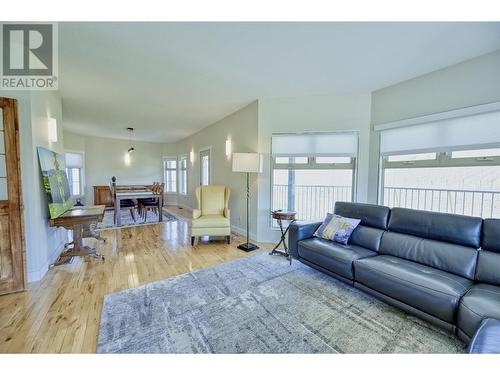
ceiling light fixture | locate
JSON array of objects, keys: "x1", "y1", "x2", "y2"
[
  {"x1": 125, "y1": 127, "x2": 135, "y2": 165},
  {"x1": 126, "y1": 127, "x2": 135, "y2": 153}
]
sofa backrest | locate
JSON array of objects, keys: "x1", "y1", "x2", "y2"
[
  {"x1": 476, "y1": 219, "x2": 500, "y2": 286},
  {"x1": 379, "y1": 207, "x2": 482, "y2": 279},
  {"x1": 334, "y1": 202, "x2": 390, "y2": 252}
]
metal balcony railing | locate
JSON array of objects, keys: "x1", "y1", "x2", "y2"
[
  {"x1": 272, "y1": 184, "x2": 500, "y2": 221},
  {"x1": 272, "y1": 184, "x2": 352, "y2": 221},
  {"x1": 383, "y1": 187, "x2": 500, "y2": 218}
]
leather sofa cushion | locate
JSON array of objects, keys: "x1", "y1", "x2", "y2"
[
  {"x1": 475, "y1": 251, "x2": 500, "y2": 286},
  {"x1": 482, "y1": 219, "x2": 500, "y2": 253},
  {"x1": 348, "y1": 225, "x2": 385, "y2": 252},
  {"x1": 379, "y1": 232, "x2": 479, "y2": 279},
  {"x1": 334, "y1": 202, "x2": 390, "y2": 230},
  {"x1": 354, "y1": 255, "x2": 473, "y2": 324},
  {"x1": 298, "y1": 238, "x2": 376, "y2": 280},
  {"x1": 468, "y1": 318, "x2": 500, "y2": 354},
  {"x1": 191, "y1": 214, "x2": 230, "y2": 228},
  {"x1": 388, "y1": 207, "x2": 482, "y2": 248},
  {"x1": 458, "y1": 283, "x2": 500, "y2": 338}
]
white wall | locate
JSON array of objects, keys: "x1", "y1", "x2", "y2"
[
  {"x1": 175, "y1": 102, "x2": 259, "y2": 237},
  {"x1": 256, "y1": 93, "x2": 373, "y2": 242},
  {"x1": 371, "y1": 49, "x2": 500, "y2": 125},
  {"x1": 63, "y1": 131, "x2": 164, "y2": 204},
  {"x1": 0, "y1": 90, "x2": 66, "y2": 282}
]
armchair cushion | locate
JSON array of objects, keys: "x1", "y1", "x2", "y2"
[
  {"x1": 193, "y1": 209, "x2": 202, "y2": 219},
  {"x1": 191, "y1": 214, "x2": 230, "y2": 228},
  {"x1": 198, "y1": 185, "x2": 229, "y2": 215}
]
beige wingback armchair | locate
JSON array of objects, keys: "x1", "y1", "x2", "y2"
[{"x1": 191, "y1": 185, "x2": 231, "y2": 246}]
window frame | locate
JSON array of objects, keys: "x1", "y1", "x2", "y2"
[
  {"x1": 178, "y1": 155, "x2": 188, "y2": 196},
  {"x1": 64, "y1": 150, "x2": 85, "y2": 198},
  {"x1": 66, "y1": 166, "x2": 82, "y2": 196},
  {"x1": 199, "y1": 146, "x2": 212, "y2": 186},
  {"x1": 163, "y1": 156, "x2": 178, "y2": 194},
  {"x1": 270, "y1": 154, "x2": 357, "y2": 228},
  {"x1": 378, "y1": 147, "x2": 500, "y2": 205},
  {"x1": 272, "y1": 156, "x2": 356, "y2": 170}
]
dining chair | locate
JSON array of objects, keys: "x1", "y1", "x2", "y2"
[
  {"x1": 137, "y1": 182, "x2": 158, "y2": 217},
  {"x1": 109, "y1": 181, "x2": 137, "y2": 223},
  {"x1": 138, "y1": 182, "x2": 164, "y2": 222}
]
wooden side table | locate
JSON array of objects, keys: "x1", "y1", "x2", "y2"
[
  {"x1": 269, "y1": 210, "x2": 296, "y2": 264},
  {"x1": 49, "y1": 205, "x2": 106, "y2": 268}
]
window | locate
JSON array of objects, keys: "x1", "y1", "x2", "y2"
[
  {"x1": 451, "y1": 148, "x2": 500, "y2": 159},
  {"x1": 271, "y1": 132, "x2": 358, "y2": 223},
  {"x1": 66, "y1": 167, "x2": 81, "y2": 196},
  {"x1": 275, "y1": 156, "x2": 308, "y2": 164},
  {"x1": 163, "y1": 158, "x2": 177, "y2": 193},
  {"x1": 200, "y1": 149, "x2": 210, "y2": 186},
  {"x1": 65, "y1": 152, "x2": 84, "y2": 197},
  {"x1": 379, "y1": 110, "x2": 500, "y2": 218},
  {"x1": 387, "y1": 153, "x2": 437, "y2": 162},
  {"x1": 315, "y1": 156, "x2": 352, "y2": 164},
  {"x1": 179, "y1": 156, "x2": 187, "y2": 195}
]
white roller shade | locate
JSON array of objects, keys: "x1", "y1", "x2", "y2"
[
  {"x1": 65, "y1": 152, "x2": 83, "y2": 168},
  {"x1": 271, "y1": 132, "x2": 358, "y2": 157},
  {"x1": 380, "y1": 110, "x2": 500, "y2": 156}
]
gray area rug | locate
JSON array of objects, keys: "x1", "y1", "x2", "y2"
[
  {"x1": 97, "y1": 208, "x2": 177, "y2": 229},
  {"x1": 97, "y1": 253, "x2": 466, "y2": 353}
]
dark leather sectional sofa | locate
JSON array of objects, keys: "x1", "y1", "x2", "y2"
[{"x1": 289, "y1": 202, "x2": 500, "y2": 353}]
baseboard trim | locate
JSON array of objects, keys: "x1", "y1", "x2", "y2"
[
  {"x1": 231, "y1": 225, "x2": 257, "y2": 242},
  {"x1": 27, "y1": 239, "x2": 66, "y2": 283},
  {"x1": 163, "y1": 202, "x2": 178, "y2": 206},
  {"x1": 177, "y1": 203, "x2": 193, "y2": 211}
]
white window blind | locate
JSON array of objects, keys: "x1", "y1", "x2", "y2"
[
  {"x1": 380, "y1": 110, "x2": 500, "y2": 156},
  {"x1": 65, "y1": 152, "x2": 83, "y2": 168},
  {"x1": 271, "y1": 132, "x2": 358, "y2": 157}
]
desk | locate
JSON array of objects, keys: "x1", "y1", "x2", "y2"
[
  {"x1": 115, "y1": 191, "x2": 163, "y2": 226},
  {"x1": 49, "y1": 205, "x2": 106, "y2": 267}
]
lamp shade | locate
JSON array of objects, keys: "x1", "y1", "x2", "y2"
[{"x1": 232, "y1": 153, "x2": 262, "y2": 173}]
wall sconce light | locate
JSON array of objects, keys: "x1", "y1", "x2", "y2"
[
  {"x1": 124, "y1": 152, "x2": 131, "y2": 166},
  {"x1": 190, "y1": 149, "x2": 195, "y2": 164},
  {"x1": 48, "y1": 117, "x2": 57, "y2": 142},
  {"x1": 225, "y1": 138, "x2": 232, "y2": 158}
]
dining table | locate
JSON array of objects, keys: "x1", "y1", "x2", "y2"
[{"x1": 114, "y1": 190, "x2": 163, "y2": 226}]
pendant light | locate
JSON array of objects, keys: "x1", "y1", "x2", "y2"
[{"x1": 124, "y1": 127, "x2": 135, "y2": 166}]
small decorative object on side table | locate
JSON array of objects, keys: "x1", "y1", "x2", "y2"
[{"x1": 269, "y1": 210, "x2": 297, "y2": 264}]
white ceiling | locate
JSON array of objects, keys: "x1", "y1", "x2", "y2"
[{"x1": 59, "y1": 22, "x2": 500, "y2": 143}]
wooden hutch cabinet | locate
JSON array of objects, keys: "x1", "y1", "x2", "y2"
[{"x1": 93, "y1": 184, "x2": 154, "y2": 207}]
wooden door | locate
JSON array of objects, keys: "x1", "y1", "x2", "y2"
[{"x1": 0, "y1": 98, "x2": 25, "y2": 295}]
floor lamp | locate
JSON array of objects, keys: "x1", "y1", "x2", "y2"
[{"x1": 232, "y1": 153, "x2": 262, "y2": 251}]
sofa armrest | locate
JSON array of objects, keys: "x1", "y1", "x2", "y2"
[
  {"x1": 468, "y1": 318, "x2": 500, "y2": 354},
  {"x1": 288, "y1": 220, "x2": 322, "y2": 259},
  {"x1": 224, "y1": 208, "x2": 230, "y2": 219},
  {"x1": 193, "y1": 209, "x2": 202, "y2": 220}
]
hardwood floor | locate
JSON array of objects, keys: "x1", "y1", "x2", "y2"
[{"x1": 0, "y1": 206, "x2": 270, "y2": 353}]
